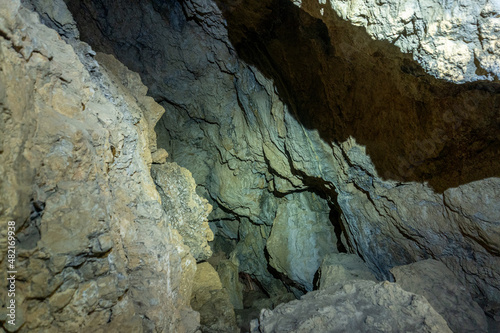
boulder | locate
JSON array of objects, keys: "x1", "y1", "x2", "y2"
[
  {"x1": 391, "y1": 259, "x2": 488, "y2": 333},
  {"x1": 250, "y1": 280, "x2": 452, "y2": 333},
  {"x1": 318, "y1": 253, "x2": 376, "y2": 289}
]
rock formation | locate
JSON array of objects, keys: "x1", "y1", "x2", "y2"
[
  {"x1": 63, "y1": 0, "x2": 500, "y2": 307},
  {"x1": 318, "y1": 253, "x2": 376, "y2": 288},
  {"x1": 0, "y1": 1, "x2": 211, "y2": 331},
  {"x1": 191, "y1": 262, "x2": 239, "y2": 333},
  {"x1": 250, "y1": 280, "x2": 453, "y2": 333},
  {"x1": 295, "y1": 0, "x2": 500, "y2": 82},
  {"x1": 391, "y1": 259, "x2": 488, "y2": 333},
  {"x1": 1, "y1": 0, "x2": 500, "y2": 331}
]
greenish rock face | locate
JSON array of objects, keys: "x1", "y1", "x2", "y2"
[
  {"x1": 267, "y1": 192, "x2": 338, "y2": 291},
  {"x1": 65, "y1": 0, "x2": 500, "y2": 309}
]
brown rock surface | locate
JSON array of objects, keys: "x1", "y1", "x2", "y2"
[
  {"x1": 191, "y1": 262, "x2": 239, "y2": 333},
  {"x1": 0, "y1": 1, "x2": 201, "y2": 331}
]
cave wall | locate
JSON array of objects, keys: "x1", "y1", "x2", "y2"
[
  {"x1": 0, "y1": 1, "x2": 212, "y2": 331},
  {"x1": 2, "y1": 0, "x2": 500, "y2": 331},
  {"x1": 296, "y1": 0, "x2": 500, "y2": 83},
  {"x1": 63, "y1": 0, "x2": 500, "y2": 308}
]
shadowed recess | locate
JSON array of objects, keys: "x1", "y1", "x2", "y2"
[{"x1": 216, "y1": 0, "x2": 500, "y2": 192}]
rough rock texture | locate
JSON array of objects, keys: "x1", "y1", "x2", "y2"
[
  {"x1": 267, "y1": 192, "x2": 338, "y2": 291},
  {"x1": 318, "y1": 253, "x2": 376, "y2": 289},
  {"x1": 391, "y1": 259, "x2": 488, "y2": 333},
  {"x1": 294, "y1": 0, "x2": 500, "y2": 82},
  {"x1": 0, "y1": 1, "x2": 203, "y2": 331},
  {"x1": 190, "y1": 262, "x2": 239, "y2": 333},
  {"x1": 233, "y1": 219, "x2": 288, "y2": 297},
  {"x1": 152, "y1": 162, "x2": 214, "y2": 261},
  {"x1": 250, "y1": 280, "x2": 453, "y2": 333},
  {"x1": 213, "y1": 258, "x2": 244, "y2": 310},
  {"x1": 64, "y1": 0, "x2": 500, "y2": 314}
]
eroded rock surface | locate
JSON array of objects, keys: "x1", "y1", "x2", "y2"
[
  {"x1": 250, "y1": 280, "x2": 453, "y2": 333},
  {"x1": 152, "y1": 162, "x2": 214, "y2": 261},
  {"x1": 191, "y1": 262, "x2": 239, "y2": 333},
  {"x1": 295, "y1": 0, "x2": 500, "y2": 82},
  {"x1": 0, "y1": 1, "x2": 202, "y2": 331},
  {"x1": 318, "y1": 253, "x2": 376, "y2": 289},
  {"x1": 391, "y1": 259, "x2": 488, "y2": 333},
  {"x1": 64, "y1": 0, "x2": 500, "y2": 314},
  {"x1": 267, "y1": 192, "x2": 338, "y2": 291}
]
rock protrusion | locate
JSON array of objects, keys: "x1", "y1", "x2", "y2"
[
  {"x1": 318, "y1": 253, "x2": 376, "y2": 289},
  {"x1": 250, "y1": 280, "x2": 452, "y2": 333},
  {"x1": 191, "y1": 262, "x2": 239, "y2": 333},
  {"x1": 152, "y1": 163, "x2": 214, "y2": 262}
]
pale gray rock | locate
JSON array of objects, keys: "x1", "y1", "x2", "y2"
[
  {"x1": 318, "y1": 253, "x2": 376, "y2": 289},
  {"x1": 250, "y1": 280, "x2": 452, "y2": 333},
  {"x1": 22, "y1": 0, "x2": 80, "y2": 38},
  {"x1": 391, "y1": 259, "x2": 488, "y2": 333},
  {"x1": 294, "y1": 0, "x2": 500, "y2": 82}
]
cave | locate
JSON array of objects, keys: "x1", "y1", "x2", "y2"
[{"x1": 1, "y1": 0, "x2": 500, "y2": 332}]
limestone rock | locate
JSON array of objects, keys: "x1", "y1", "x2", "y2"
[
  {"x1": 267, "y1": 192, "x2": 338, "y2": 291},
  {"x1": 318, "y1": 253, "x2": 376, "y2": 289},
  {"x1": 391, "y1": 259, "x2": 488, "y2": 333},
  {"x1": 443, "y1": 178, "x2": 500, "y2": 255},
  {"x1": 294, "y1": 0, "x2": 500, "y2": 82},
  {"x1": 22, "y1": 0, "x2": 80, "y2": 38},
  {"x1": 215, "y1": 259, "x2": 245, "y2": 310},
  {"x1": 191, "y1": 262, "x2": 239, "y2": 333},
  {"x1": 65, "y1": 0, "x2": 500, "y2": 315},
  {"x1": 152, "y1": 162, "x2": 214, "y2": 261},
  {"x1": 250, "y1": 280, "x2": 452, "y2": 333},
  {"x1": 233, "y1": 219, "x2": 289, "y2": 297},
  {"x1": 0, "y1": 2, "x2": 199, "y2": 331},
  {"x1": 151, "y1": 148, "x2": 169, "y2": 164}
]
